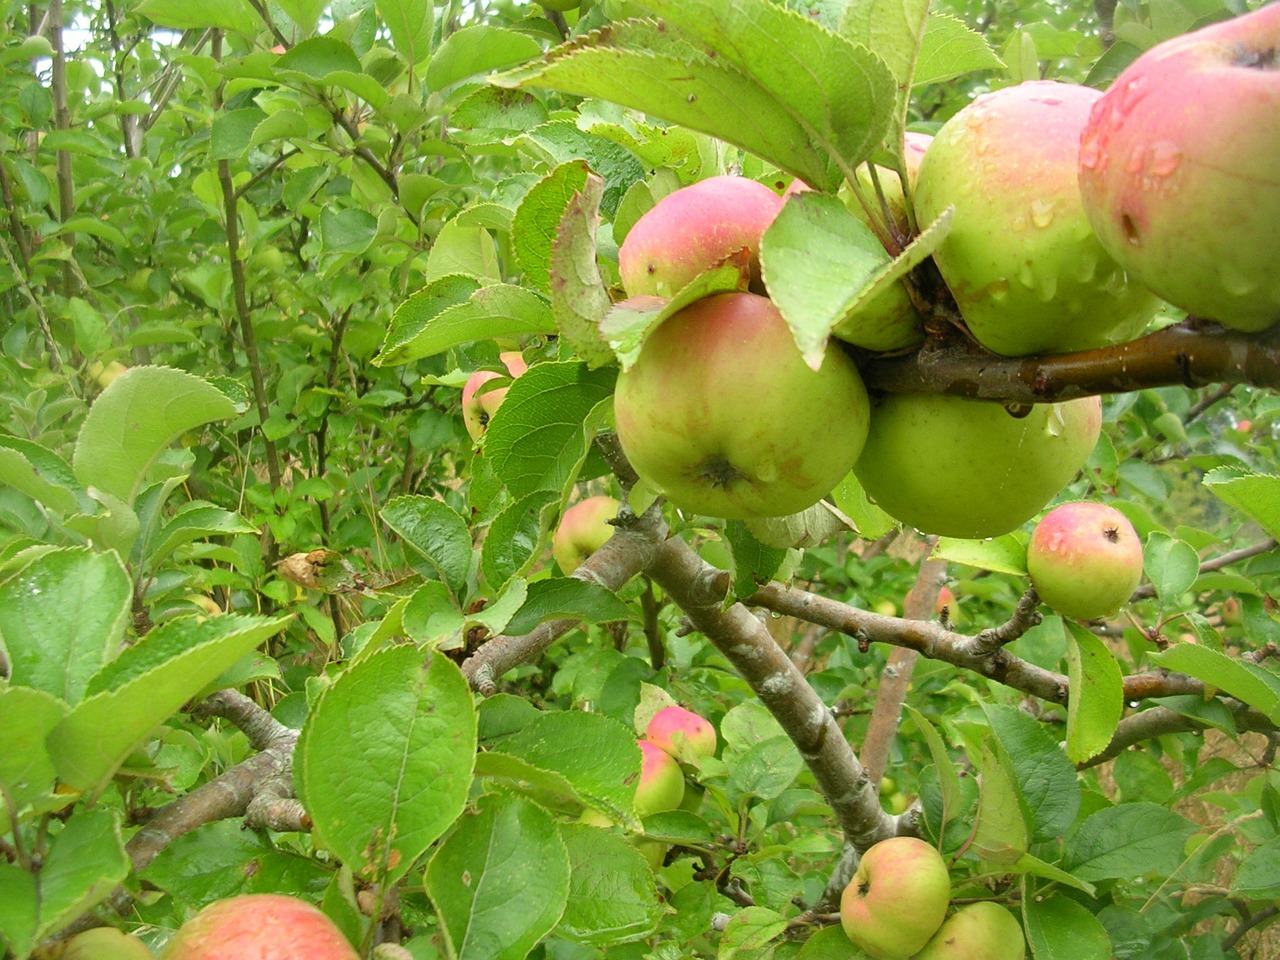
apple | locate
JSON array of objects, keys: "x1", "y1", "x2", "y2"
[
  {"x1": 64, "y1": 927, "x2": 154, "y2": 960},
  {"x1": 618, "y1": 175, "x2": 784, "y2": 297},
  {"x1": 461, "y1": 350, "x2": 527, "y2": 442},
  {"x1": 839, "y1": 836, "x2": 951, "y2": 960},
  {"x1": 88, "y1": 360, "x2": 129, "y2": 389},
  {"x1": 1079, "y1": 5, "x2": 1280, "y2": 332},
  {"x1": 635, "y1": 739, "x2": 684, "y2": 817},
  {"x1": 853, "y1": 393, "x2": 1102, "y2": 539},
  {"x1": 645, "y1": 705, "x2": 717, "y2": 760},
  {"x1": 913, "y1": 901, "x2": 1025, "y2": 960},
  {"x1": 613, "y1": 292, "x2": 870, "y2": 519},
  {"x1": 915, "y1": 80, "x2": 1160, "y2": 356},
  {"x1": 160, "y1": 894, "x2": 360, "y2": 960},
  {"x1": 1027, "y1": 501, "x2": 1143, "y2": 620},
  {"x1": 552, "y1": 495, "x2": 619, "y2": 574},
  {"x1": 1221, "y1": 596, "x2": 1244, "y2": 626}
]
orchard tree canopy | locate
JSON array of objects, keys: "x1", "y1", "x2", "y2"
[{"x1": 2, "y1": 0, "x2": 1280, "y2": 959}]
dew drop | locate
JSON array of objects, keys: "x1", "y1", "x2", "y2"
[
  {"x1": 1146, "y1": 141, "x2": 1182, "y2": 178},
  {"x1": 1030, "y1": 199, "x2": 1056, "y2": 229}
]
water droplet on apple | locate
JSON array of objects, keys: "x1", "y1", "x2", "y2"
[
  {"x1": 1078, "y1": 135, "x2": 1103, "y2": 172},
  {"x1": 1030, "y1": 199, "x2": 1055, "y2": 229},
  {"x1": 1046, "y1": 406, "x2": 1068, "y2": 438},
  {"x1": 1125, "y1": 146, "x2": 1145, "y2": 174},
  {"x1": 1146, "y1": 141, "x2": 1182, "y2": 178}
]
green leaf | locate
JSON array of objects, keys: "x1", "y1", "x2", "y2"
[
  {"x1": 724, "y1": 520, "x2": 789, "y2": 599},
  {"x1": 0, "y1": 864, "x2": 38, "y2": 959},
  {"x1": 1203, "y1": 467, "x2": 1280, "y2": 541},
  {"x1": 137, "y1": 0, "x2": 257, "y2": 33},
  {"x1": 913, "y1": 13, "x2": 1006, "y2": 87},
  {"x1": 376, "y1": 0, "x2": 433, "y2": 67},
  {"x1": 379, "y1": 495, "x2": 472, "y2": 596},
  {"x1": 376, "y1": 284, "x2": 554, "y2": 367},
  {"x1": 451, "y1": 87, "x2": 550, "y2": 145},
  {"x1": 970, "y1": 740, "x2": 1029, "y2": 866},
  {"x1": 33, "y1": 808, "x2": 130, "y2": 941},
  {"x1": 483, "y1": 361, "x2": 617, "y2": 499},
  {"x1": 428, "y1": 24, "x2": 541, "y2": 90},
  {"x1": 514, "y1": 160, "x2": 592, "y2": 295},
  {"x1": 983, "y1": 704, "x2": 1080, "y2": 843},
  {"x1": 501, "y1": 577, "x2": 633, "y2": 638},
  {"x1": 0, "y1": 547, "x2": 131, "y2": 704},
  {"x1": 1149, "y1": 644, "x2": 1280, "y2": 723},
  {"x1": 718, "y1": 906, "x2": 789, "y2": 959},
  {"x1": 49, "y1": 615, "x2": 290, "y2": 797},
  {"x1": 319, "y1": 207, "x2": 378, "y2": 255},
  {"x1": 1143, "y1": 532, "x2": 1200, "y2": 604},
  {"x1": 549, "y1": 173, "x2": 616, "y2": 368},
  {"x1": 1023, "y1": 893, "x2": 1112, "y2": 960},
  {"x1": 145, "y1": 502, "x2": 258, "y2": 568},
  {"x1": 275, "y1": 0, "x2": 327, "y2": 34},
  {"x1": 0, "y1": 438, "x2": 83, "y2": 515},
  {"x1": 493, "y1": 20, "x2": 837, "y2": 191},
  {"x1": 481, "y1": 490, "x2": 559, "y2": 592},
  {"x1": 1063, "y1": 621, "x2": 1123, "y2": 764},
  {"x1": 503, "y1": 712, "x2": 642, "y2": 827},
  {"x1": 296, "y1": 647, "x2": 477, "y2": 885},
  {"x1": 903, "y1": 705, "x2": 965, "y2": 834},
  {"x1": 71, "y1": 366, "x2": 237, "y2": 506},
  {"x1": 830, "y1": 471, "x2": 896, "y2": 540},
  {"x1": 473, "y1": 751, "x2": 583, "y2": 813},
  {"x1": 840, "y1": 0, "x2": 933, "y2": 95},
  {"x1": 276, "y1": 36, "x2": 364, "y2": 80},
  {"x1": 1232, "y1": 836, "x2": 1280, "y2": 898},
  {"x1": 210, "y1": 107, "x2": 266, "y2": 161},
  {"x1": 556, "y1": 822, "x2": 663, "y2": 945},
  {"x1": 935, "y1": 534, "x2": 1028, "y2": 576},
  {"x1": 1065, "y1": 802, "x2": 1197, "y2": 881},
  {"x1": 424, "y1": 218, "x2": 501, "y2": 282},
  {"x1": 726, "y1": 736, "x2": 805, "y2": 805},
  {"x1": 0, "y1": 687, "x2": 67, "y2": 815},
  {"x1": 425, "y1": 793, "x2": 569, "y2": 960},
  {"x1": 376, "y1": 275, "x2": 484, "y2": 366}
]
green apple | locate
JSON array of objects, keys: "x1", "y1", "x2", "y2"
[
  {"x1": 64, "y1": 927, "x2": 154, "y2": 960},
  {"x1": 618, "y1": 175, "x2": 784, "y2": 297},
  {"x1": 839, "y1": 836, "x2": 951, "y2": 960},
  {"x1": 916, "y1": 81, "x2": 1160, "y2": 356},
  {"x1": 1078, "y1": 4, "x2": 1280, "y2": 331},
  {"x1": 1027, "y1": 501, "x2": 1143, "y2": 620},
  {"x1": 552, "y1": 495, "x2": 619, "y2": 574},
  {"x1": 635, "y1": 739, "x2": 684, "y2": 817},
  {"x1": 614, "y1": 292, "x2": 870, "y2": 519},
  {"x1": 913, "y1": 901, "x2": 1025, "y2": 960},
  {"x1": 645, "y1": 705, "x2": 717, "y2": 761},
  {"x1": 853, "y1": 393, "x2": 1102, "y2": 539},
  {"x1": 461, "y1": 351, "x2": 527, "y2": 442},
  {"x1": 160, "y1": 894, "x2": 360, "y2": 960}
]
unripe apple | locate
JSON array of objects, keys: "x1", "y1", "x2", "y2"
[
  {"x1": 913, "y1": 901, "x2": 1025, "y2": 960},
  {"x1": 1027, "y1": 501, "x2": 1143, "y2": 620},
  {"x1": 160, "y1": 894, "x2": 360, "y2": 960},
  {"x1": 916, "y1": 81, "x2": 1160, "y2": 356},
  {"x1": 840, "y1": 836, "x2": 951, "y2": 960},
  {"x1": 552, "y1": 495, "x2": 619, "y2": 574},
  {"x1": 614, "y1": 292, "x2": 870, "y2": 519},
  {"x1": 1078, "y1": 4, "x2": 1280, "y2": 331},
  {"x1": 645, "y1": 705, "x2": 717, "y2": 760},
  {"x1": 461, "y1": 351, "x2": 527, "y2": 442},
  {"x1": 853, "y1": 393, "x2": 1102, "y2": 539},
  {"x1": 64, "y1": 927, "x2": 154, "y2": 960},
  {"x1": 635, "y1": 739, "x2": 684, "y2": 817},
  {"x1": 1221, "y1": 596, "x2": 1244, "y2": 627},
  {"x1": 618, "y1": 175, "x2": 784, "y2": 297}
]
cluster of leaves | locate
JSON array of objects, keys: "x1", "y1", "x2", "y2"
[{"x1": 1, "y1": 1, "x2": 1280, "y2": 959}]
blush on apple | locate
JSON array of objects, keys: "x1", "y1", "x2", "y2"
[
  {"x1": 1027, "y1": 501, "x2": 1143, "y2": 620},
  {"x1": 645, "y1": 705, "x2": 717, "y2": 761},
  {"x1": 840, "y1": 836, "x2": 951, "y2": 960},
  {"x1": 160, "y1": 894, "x2": 360, "y2": 960},
  {"x1": 613, "y1": 292, "x2": 870, "y2": 520},
  {"x1": 1078, "y1": 3, "x2": 1280, "y2": 332},
  {"x1": 461, "y1": 351, "x2": 527, "y2": 442},
  {"x1": 635, "y1": 739, "x2": 685, "y2": 817}
]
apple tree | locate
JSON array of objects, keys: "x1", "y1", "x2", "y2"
[{"x1": 0, "y1": 1, "x2": 1279, "y2": 958}]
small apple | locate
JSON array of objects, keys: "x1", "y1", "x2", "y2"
[
  {"x1": 613, "y1": 292, "x2": 870, "y2": 519},
  {"x1": 552, "y1": 495, "x2": 619, "y2": 574},
  {"x1": 1221, "y1": 596, "x2": 1244, "y2": 627},
  {"x1": 645, "y1": 705, "x2": 717, "y2": 761},
  {"x1": 64, "y1": 927, "x2": 154, "y2": 960},
  {"x1": 853, "y1": 393, "x2": 1102, "y2": 539},
  {"x1": 916, "y1": 81, "x2": 1160, "y2": 356},
  {"x1": 635, "y1": 739, "x2": 684, "y2": 817},
  {"x1": 1078, "y1": 4, "x2": 1280, "y2": 332},
  {"x1": 1027, "y1": 502, "x2": 1143, "y2": 620},
  {"x1": 840, "y1": 836, "x2": 951, "y2": 960},
  {"x1": 160, "y1": 894, "x2": 360, "y2": 960},
  {"x1": 912, "y1": 901, "x2": 1025, "y2": 960},
  {"x1": 618, "y1": 175, "x2": 784, "y2": 297},
  {"x1": 461, "y1": 351, "x2": 527, "y2": 442}
]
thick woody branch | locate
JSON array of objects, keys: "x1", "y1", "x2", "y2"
[
  {"x1": 644, "y1": 534, "x2": 899, "y2": 853},
  {"x1": 860, "y1": 321, "x2": 1280, "y2": 402},
  {"x1": 190, "y1": 689, "x2": 294, "y2": 751}
]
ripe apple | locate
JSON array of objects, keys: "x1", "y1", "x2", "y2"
[
  {"x1": 853, "y1": 393, "x2": 1102, "y2": 539},
  {"x1": 552, "y1": 495, "x2": 619, "y2": 574},
  {"x1": 64, "y1": 927, "x2": 154, "y2": 960},
  {"x1": 916, "y1": 80, "x2": 1160, "y2": 356},
  {"x1": 159, "y1": 894, "x2": 360, "y2": 960},
  {"x1": 913, "y1": 901, "x2": 1025, "y2": 960},
  {"x1": 618, "y1": 175, "x2": 784, "y2": 297},
  {"x1": 1078, "y1": 4, "x2": 1280, "y2": 332},
  {"x1": 645, "y1": 705, "x2": 717, "y2": 761},
  {"x1": 461, "y1": 351, "x2": 527, "y2": 442},
  {"x1": 635, "y1": 739, "x2": 685, "y2": 817},
  {"x1": 613, "y1": 292, "x2": 870, "y2": 519},
  {"x1": 839, "y1": 836, "x2": 951, "y2": 960},
  {"x1": 1027, "y1": 501, "x2": 1143, "y2": 620}
]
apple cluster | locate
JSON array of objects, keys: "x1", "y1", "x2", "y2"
[
  {"x1": 840, "y1": 837, "x2": 1024, "y2": 960},
  {"x1": 633, "y1": 704, "x2": 717, "y2": 817}
]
